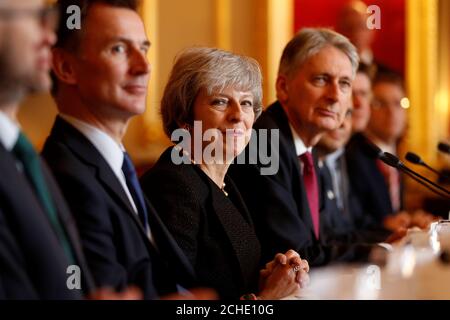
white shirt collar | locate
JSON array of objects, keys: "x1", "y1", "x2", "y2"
[
  {"x1": 0, "y1": 111, "x2": 20, "y2": 151},
  {"x1": 58, "y1": 114, "x2": 156, "y2": 242},
  {"x1": 59, "y1": 114, "x2": 125, "y2": 176},
  {"x1": 289, "y1": 123, "x2": 312, "y2": 156}
]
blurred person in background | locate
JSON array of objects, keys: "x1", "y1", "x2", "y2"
[
  {"x1": 350, "y1": 63, "x2": 373, "y2": 133},
  {"x1": 346, "y1": 71, "x2": 436, "y2": 232},
  {"x1": 336, "y1": 0, "x2": 392, "y2": 75}
]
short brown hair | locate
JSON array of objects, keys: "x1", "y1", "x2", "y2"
[
  {"x1": 357, "y1": 62, "x2": 375, "y2": 81},
  {"x1": 54, "y1": 0, "x2": 139, "y2": 51},
  {"x1": 51, "y1": 0, "x2": 140, "y2": 95},
  {"x1": 372, "y1": 70, "x2": 405, "y2": 92}
]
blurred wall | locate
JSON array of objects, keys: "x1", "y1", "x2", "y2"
[{"x1": 293, "y1": 0, "x2": 405, "y2": 74}]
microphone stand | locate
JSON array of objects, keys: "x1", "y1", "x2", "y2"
[{"x1": 380, "y1": 152, "x2": 450, "y2": 199}]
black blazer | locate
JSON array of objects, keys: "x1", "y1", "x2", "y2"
[
  {"x1": 345, "y1": 133, "x2": 403, "y2": 224},
  {"x1": 140, "y1": 147, "x2": 261, "y2": 299},
  {"x1": 0, "y1": 143, "x2": 94, "y2": 299},
  {"x1": 318, "y1": 159, "x2": 390, "y2": 244},
  {"x1": 41, "y1": 116, "x2": 195, "y2": 299},
  {"x1": 229, "y1": 102, "x2": 373, "y2": 266}
]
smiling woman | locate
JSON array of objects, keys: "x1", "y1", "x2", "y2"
[
  {"x1": 158, "y1": 47, "x2": 263, "y2": 170},
  {"x1": 191, "y1": 86, "x2": 255, "y2": 163},
  {"x1": 140, "y1": 47, "x2": 309, "y2": 299}
]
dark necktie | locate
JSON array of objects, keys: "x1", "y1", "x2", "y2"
[
  {"x1": 300, "y1": 152, "x2": 320, "y2": 239},
  {"x1": 376, "y1": 159, "x2": 401, "y2": 212},
  {"x1": 122, "y1": 152, "x2": 150, "y2": 234},
  {"x1": 12, "y1": 132, "x2": 75, "y2": 264}
]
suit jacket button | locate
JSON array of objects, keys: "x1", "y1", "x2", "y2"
[{"x1": 327, "y1": 190, "x2": 335, "y2": 200}]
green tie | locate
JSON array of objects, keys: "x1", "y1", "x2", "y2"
[{"x1": 12, "y1": 132, "x2": 75, "y2": 265}]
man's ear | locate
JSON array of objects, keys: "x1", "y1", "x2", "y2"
[
  {"x1": 51, "y1": 48, "x2": 78, "y2": 85},
  {"x1": 276, "y1": 75, "x2": 289, "y2": 104}
]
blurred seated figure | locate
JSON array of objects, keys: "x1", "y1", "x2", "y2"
[
  {"x1": 336, "y1": 0, "x2": 392, "y2": 75},
  {"x1": 351, "y1": 63, "x2": 373, "y2": 134},
  {"x1": 0, "y1": 0, "x2": 96, "y2": 299},
  {"x1": 316, "y1": 105, "x2": 397, "y2": 244},
  {"x1": 316, "y1": 109, "x2": 368, "y2": 237},
  {"x1": 140, "y1": 47, "x2": 309, "y2": 299},
  {"x1": 316, "y1": 64, "x2": 397, "y2": 244},
  {"x1": 346, "y1": 70, "x2": 436, "y2": 232}
]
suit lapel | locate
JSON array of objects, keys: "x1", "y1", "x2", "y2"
[
  {"x1": 358, "y1": 134, "x2": 394, "y2": 214},
  {"x1": 372, "y1": 159, "x2": 394, "y2": 213},
  {"x1": 1, "y1": 133, "x2": 95, "y2": 292},
  {"x1": 268, "y1": 103, "x2": 317, "y2": 237},
  {"x1": 201, "y1": 168, "x2": 260, "y2": 286},
  {"x1": 144, "y1": 198, "x2": 196, "y2": 284},
  {"x1": 0, "y1": 146, "x2": 51, "y2": 225},
  {"x1": 48, "y1": 117, "x2": 151, "y2": 242},
  {"x1": 0, "y1": 145, "x2": 86, "y2": 299},
  {"x1": 0, "y1": 144, "x2": 73, "y2": 262},
  {"x1": 41, "y1": 160, "x2": 96, "y2": 292}
]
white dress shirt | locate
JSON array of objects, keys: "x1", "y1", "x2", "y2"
[
  {"x1": 289, "y1": 123, "x2": 313, "y2": 174},
  {"x1": 0, "y1": 111, "x2": 20, "y2": 152},
  {"x1": 59, "y1": 114, "x2": 139, "y2": 213},
  {"x1": 59, "y1": 114, "x2": 155, "y2": 243},
  {"x1": 289, "y1": 123, "x2": 313, "y2": 157}
]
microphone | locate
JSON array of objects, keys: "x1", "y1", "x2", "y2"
[
  {"x1": 379, "y1": 152, "x2": 450, "y2": 199},
  {"x1": 405, "y1": 152, "x2": 442, "y2": 176},
  {"x1": 361, "y1": 137, "x2": 384, "y2": 159},
  {"x1": 438, "y1": 142, "x2": 450, "y2": 155}
]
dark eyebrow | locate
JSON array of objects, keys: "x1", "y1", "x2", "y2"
[
  {"x1": 110, "y1": 37, "x2": 151, "y2": 48},
  {"x1": 314, "y1": 73, "x2": 352, "y2": 81},
  {"x1": 340, "y1": 75, "x2": 352, "y2": 82}
]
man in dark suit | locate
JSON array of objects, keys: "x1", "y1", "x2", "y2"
[
  {"x1": 346, "y1": 72, "x2": 406, "y2": 224},
  {"x1": 230, "y1": 28, "x2": 377, "y2": 266},
  {"x1": 343, "y1": 63, "x2": 393, "y2": 229},
  {"x1": 316, "y1": 108, "x2": 359, "y2": 237},
  {"x1": 315, "y1": 106, "x2": 392, "y2": 244},
  {"x1": 315, "y1": 64, "x2": 400, "y2": 243},
  {"x1": 346, "y1": 71, "x2": 435, "y2": 230},
  {"x1": 42, "y1": 0, "x2": 198, "y2": 299},
  {"x1": 0, "y1": 0, "x2": 94, "y2": 299}
]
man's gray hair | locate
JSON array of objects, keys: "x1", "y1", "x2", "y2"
[
  {"x1": 161, "y1": 47, "x2": 263, "y2": 138},
  {"x1": 278, "y1": 28, "x2": 359, "y2": 78}
]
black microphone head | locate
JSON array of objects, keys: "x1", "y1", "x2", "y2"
[
  {"x1": 362, "y1": 139, "x2": 383, "y2": 159},
  {"x1": 438, "y1": 142, "x2": 450, "y2": 154},
  {"x1": 405, "y1": 152, "x2": 423, "y2": 165},
  {"x1": 379, "y1": 152, "x2": 401, "y2": 168}
]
